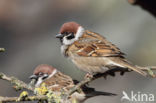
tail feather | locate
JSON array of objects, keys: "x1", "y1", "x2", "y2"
[
  {"x1": 85, "y1": 91, "x2": 117, "y2": 97},
  {"x1": 119, "y1": 60, "x2": 147, "y2": 76}
]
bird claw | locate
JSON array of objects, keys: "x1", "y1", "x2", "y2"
[
  {"x1": 103, "y1": 72, "x2": 115, "y2": 79},
  {"x1": 84, "y1": 73, "x2": 93, "y2": 80},
  {"x1": 103, "y1": 75, "x2": 107, "y2": 79},
  {"x1": 102, "y1": 68, "x2": 129, "y2": 79},
  {"x1": 103, "y1": 69, "x2": 116, "y2": 79},
  {"x1": 120, "y1": 71, "x2": 125, "y2": 75},
  {"x1": 109, "y1": 72, "x2": 116, "y2": 77}
]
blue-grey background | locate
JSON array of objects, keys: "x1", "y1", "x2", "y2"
[{"x1": 0, "y1": 0, "x2": 156, "y2": 103}]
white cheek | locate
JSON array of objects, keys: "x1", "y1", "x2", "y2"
[
  {"x1": 61, "y1": 26, "x2": 85, "y2": 56},
  {"x1": 35, "y1": 77, "x2": 43, "y2": 87},
  {"x1": 75, "y1": 26, "x2": 85, "y2": 40},
  {"x1": 35, "y1": 70, "x2": 57, "y2": 87},
  {"x1": 63, "y1": 37, "x2": 75, "y2": 45},
  {"x1": 62, "y1": 26, "x2": 85, "y2": 45}
]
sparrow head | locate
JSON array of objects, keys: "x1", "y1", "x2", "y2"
[
  {"x1": 29, "y1": 64, "x2": 57, "y2": 87},
  {"x1": 56, "y1": 21, "x2": 85, "y2": 45}
]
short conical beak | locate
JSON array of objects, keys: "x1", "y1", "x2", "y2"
[
  {"x1": 29, "y1": 75, "x2": 37, "y2": 79},
  {"x1": 56, "y1": 34, "x2": 64, "y2": 38}
]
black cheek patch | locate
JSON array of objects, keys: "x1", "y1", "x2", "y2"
[
  {"x1": 42, "y1": 76, "x2": 48, "y2": 80},
  {"x1": 66, "y1": 33, "x2": 75, "y2": 40},
  {"x1": 42, "y1": 74, "x2": 49, "y2": 80}
]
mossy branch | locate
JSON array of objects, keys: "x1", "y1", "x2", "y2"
[
  {"x1": 0, "y1": 73, "x2": 71, "y2": 103},
  {"x1": 0, "y1": 95, "x2": 47, "y2": 103},
  {"x1": 0, "y1": 65, "x2": 156, "y2": 102},
  {"x1": 0, "y1": 72, "x2": 34, "y2": 91},
  {"x1": 0, "y1": 48, "x2": 5, "y2": 52}
]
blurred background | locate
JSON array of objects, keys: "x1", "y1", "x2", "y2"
[{"x1": 0, "y1": 0, "x2": 156, "y2": 103}]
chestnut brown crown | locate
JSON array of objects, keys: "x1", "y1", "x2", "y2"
[
  {"x1": 33, "y1": 64, "x2": 56, "y2": 75},
  {"x1": 59, "y1": 21, "x2": 80, "y2": 35}
]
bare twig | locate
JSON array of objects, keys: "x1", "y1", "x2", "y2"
[
  {"x1": 137, "y1": 65, "x2": 156, "y2": 71},
  {"x1": 0, "y1": 72, "x2": 34, "y2": 91},
  {"x1": 67, "y1": 65, "x2": 156, "y2": 97},
  {"x1": 67, "y1": 78, "x2": 92, "y2": 96}
]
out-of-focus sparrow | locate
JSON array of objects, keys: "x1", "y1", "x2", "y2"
[
  {"x1": 56, "y1": 21, "x2": 147, "y2": 77},
  {"x1": 29, "y1": 64, "x2": 116, "y2": 102}
]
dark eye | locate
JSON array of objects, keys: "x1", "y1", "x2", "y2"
[
  {"x1": 65, "y1": 32, "x2": 69, "y2": 35},
  {"x1": 66, "y1": 32, "x2": 75, "y2": 40},
  {"x1": 62, "y1": 32, "x2": 69, "y2": 35},
  {"x1": 39, "y1": 72, "x2": 43, "y2": 76}
]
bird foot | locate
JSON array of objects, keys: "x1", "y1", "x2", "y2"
[
  {"x1": 93, "y1": 68, "x2": 130, "y2": 79},
  {"x1": 84, "y1": 73, "x2": 93, "y2": 80}
]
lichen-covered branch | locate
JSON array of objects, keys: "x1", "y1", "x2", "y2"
[
  {"x1": 0, "y1": 72, "x2": 34, "y2": 91},
  {"x1": 137, "y1": 66, "x2": 156, "y2": 71},
  {"x1": 0, "y1": 48, "x2": 5, "y2": 52},
  {"x1": 0, "y1": 64, "x2": 156, "y2": 102},
  {"x1": 0, "y1": 73, "x2": 70, "y2": 103},
  {"x1": 0, "y1": 95, "x2": 47, "y2": 103},
  {"x1": 0, "y1": 89, "x2": 69, "y2": 103},
  {"x1": 136, "y1": 65, "x2": 156, "y2": 77}
]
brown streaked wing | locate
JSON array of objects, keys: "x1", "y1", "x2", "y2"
[
  {"x1": 73, "y1": 30, "x2": 125, "y2": 57},
  {"x1": 44, "y1": 72, "x2": 74, "y2": 91}
]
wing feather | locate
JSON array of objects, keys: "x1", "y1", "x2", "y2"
[{"x1": 73, "y1": 30, "x2": 125, "y2": 58}]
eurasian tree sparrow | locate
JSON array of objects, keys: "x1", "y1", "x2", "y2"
[
  {"x1": 29, "y1": 64, "x2": 116, "y2": 102},
  {"x1": 56, "y1": 21, "x2": 147, "y2": 77}
]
